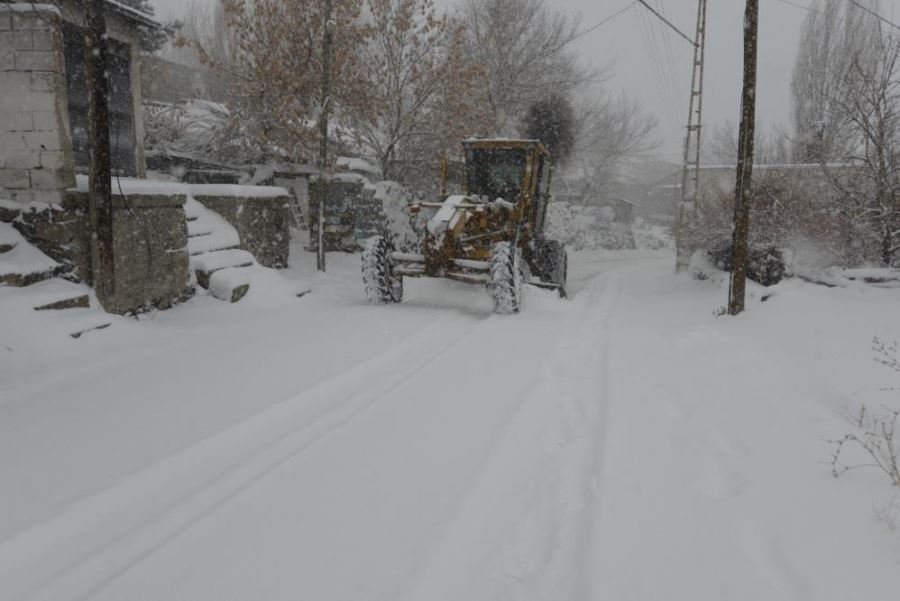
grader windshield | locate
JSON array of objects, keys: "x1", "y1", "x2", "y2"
[{"x1": 465, "y1": 147, "x2": 527, "y2": 200}]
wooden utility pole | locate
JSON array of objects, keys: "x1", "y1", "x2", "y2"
[
  {"x1": 316, "y1": 0, "x2": 335, "y2": 273},
  {"x1": 728, "y1": 0, "x2": 759, "y2": 316},
  {"x1": 84, "y1": 0, "x2": 115, "y2": 304}
]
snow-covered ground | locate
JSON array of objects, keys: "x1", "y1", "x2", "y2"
[{"x1": 2, "y1": 244, "x2": 899, "y2": 600}]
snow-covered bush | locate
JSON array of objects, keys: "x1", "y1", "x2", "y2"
[
  {"x1": 143, "y1": 99, "x2": 268, "y2": 165},
  {"x1": 370, "y1": 181, "x2": 424, "y2": 253},
  {"x1": 688, "y1": 250, "x2": 724, "y2": 282},
  {"x1": 632, "y1": 218, "x2": 673, "y2": 250},
  {"x1": 546, "y1": 201, "x2": 635, "y2": 251},
  {"x1": 144, "y1": 100, "x2": 227, "y2": 158}
]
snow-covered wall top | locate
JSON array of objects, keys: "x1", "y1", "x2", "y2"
[{"x1": 71, "y1": 175, "x2": 289, "y2": 199}]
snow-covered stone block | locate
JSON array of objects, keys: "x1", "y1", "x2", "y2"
[
  {"x1": 0, "y1": 220, "x2": 61, "y2": 285},
  {"x1": 192, "y1": 249, "x2": 254, "y2": 289},
  {"x1": 208, "y1": 266, "x2": 251, "y2": 303}
]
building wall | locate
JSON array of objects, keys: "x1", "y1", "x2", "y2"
[
  {"x1": 0, "y1": 4, "x2": 75, "y2": 204},
  {"x1": 0, "y1": 2, "x2": 150, "y2": 207},
  {"x1": 57, "y1": 0, "x2": 147, "y2": 178}
]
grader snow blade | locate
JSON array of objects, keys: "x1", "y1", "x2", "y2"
[{"x1": 362, "y1": 138, "x2": 568, "y2": 314}]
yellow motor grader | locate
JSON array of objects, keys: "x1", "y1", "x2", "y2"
[{"x1": 362, "y1": 138, "x2": 567, "y2": 314}]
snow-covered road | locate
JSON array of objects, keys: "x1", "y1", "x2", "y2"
[{"x1": 2, "y1": 250, "x2": 900, "y2": 600}]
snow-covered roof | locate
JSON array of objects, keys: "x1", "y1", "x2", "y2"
[
  {"x1": 336, "y1": 156, "x2": 381, "y2": 178},
  {"x1": 0, "y1": 2, "x2": 163, "y2": 29},
  {"x1": 463, "y1": 137, "x2": 540, "y2": 143},
  {"x1": 104, "y1": 0, "x2": 163, "y2": 29},
  {"x1": 0, "y1": 3, "x2": 60, "y2": 14}
]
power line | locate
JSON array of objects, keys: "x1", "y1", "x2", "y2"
[
  {"x1": 772, "y1": 0, "x2": 900, "y2": 35},
  {"x1": 655, "y1": 0, "x2": 688, "y2": 116},
  {"x1": 573, "y1": 1, "x2": 639, "y2": 41},
  {"x1": 636, "y1": 0, "x2": 696, "y2": 46},
  {"x1": 845, "y1": 0, "x2": 900, "y2": 29},
  {"x1": 636, "y1": 7, "x2": 681, "y2": 121},
  {"x1": 773, "y1": 0, "x2": 817, "y2": 11},
  {"x1": 775, "y1": 0, "x2": 900, "y2": 30}
]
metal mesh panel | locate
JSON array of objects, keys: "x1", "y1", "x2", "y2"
[{"x1": 62, "y1": 24, "x2": 137, "y2": 177}]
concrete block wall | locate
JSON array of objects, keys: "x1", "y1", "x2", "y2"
[{"x1": 0, "y1": 4, "x2": 75, "y2": 204}]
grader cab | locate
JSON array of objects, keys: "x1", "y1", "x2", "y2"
[{"x1": 362, "y1": 139, "x2": 567, "y2": 314}]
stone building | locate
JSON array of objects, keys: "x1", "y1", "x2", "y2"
[
  {"x1": 1, "y1": 4, "x2": 292, "y2": 314},
  {"x1": 1, "y1": 1, "x2": 154, "y2": 204}
]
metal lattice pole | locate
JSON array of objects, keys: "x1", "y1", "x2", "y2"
[{"x1": 675, "y1": 0, "x2": 708, "y2": 273}]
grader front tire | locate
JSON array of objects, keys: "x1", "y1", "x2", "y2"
[
  {"x1": 490, "y1": 241, "x2": 523, "y2": 315},
  {"x1": 362, "y1": 236, "x2": 403, "y2": 304}
]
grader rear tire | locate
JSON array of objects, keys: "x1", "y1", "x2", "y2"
[
  {"x1": 362, "y1": 236, "x2": 403, "y2": 303},
  {"x1": 490, "y1": 241, "x2": 523, "y2": 314},
  {"x1": 534, "y1": 238, "x2": 568, "y2": 298}
]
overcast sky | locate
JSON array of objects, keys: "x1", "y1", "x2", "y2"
[{"x1": 149, "y1": 0, "x2": 900, "y2": 163}]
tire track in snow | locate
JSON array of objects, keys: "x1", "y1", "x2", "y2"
[
  {"x1": 0, "y1": 312, "x2": 486, "y2": 601},
  {"x1": 393, "y1": 272, "x2": 622, "y2": 601}
]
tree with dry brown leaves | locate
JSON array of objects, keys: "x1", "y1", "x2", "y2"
[{"x1": 179, "y1": 0, "x2": 369, "y2": 164}]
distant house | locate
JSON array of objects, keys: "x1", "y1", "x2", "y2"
[{"x1": 1, "y1": 1, "x2": 159, "y2": 204}]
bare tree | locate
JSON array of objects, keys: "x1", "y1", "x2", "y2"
[
  {"x1": 461, "y1": 0, "x2": 600, "y2": 135},
  {"x1": 167, "y1": 1, "x2": 239, "y2": 69},
  {"x1": 348, "y1": 0, "x2": 484, "y2": 180},
  {"x1": 826, "y1": 25, "x2": 900, "y2": 266},
  {"x1": 563, "y1": 93, "x2": 657, "y2": 203},
  {"x1": 790, "y1": 0, "x2": 880, "y2": 162},
  {"x1": 705, "y1": 120, "x2": 791, "y2": 166}
]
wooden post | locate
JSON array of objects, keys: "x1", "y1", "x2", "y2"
[
  {"x1": 440, "y1": 150, "x2": 449, "y2": 197},
  {"x1": 316, "y1": 0, "x2": 334, "y2": 273},
  {"x1": 728, "y1": 0, "x2": 759, "y2": 316},
  {"x1": 84, "y1": 0, "x2": 115, "y2": 304}
]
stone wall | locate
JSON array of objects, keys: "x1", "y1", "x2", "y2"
[
  {"x1": 308, "y1": 180, "x2": 388, "y2": 252},
  {"x1": 14, "y1": 191, "x2": 191, "y2": 313},
  {"x1": 0, "y1": 4, "x2": 75, "y2": 204},
  {"x1": 193, "y1": 194, "x2": 291, "y2": 268}
]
